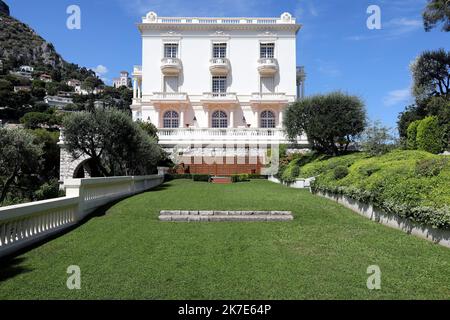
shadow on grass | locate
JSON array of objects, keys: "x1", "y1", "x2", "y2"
[
  {"x1": 0, "y1": 183, "x2": 171, "y2": 277},
  {"x1": 0, "y1": 257, "x2": 32, "y2": 282}
]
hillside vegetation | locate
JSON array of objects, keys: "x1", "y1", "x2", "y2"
[{"x1": 291, "y1": 150, "x2": 450, "y2": 229}]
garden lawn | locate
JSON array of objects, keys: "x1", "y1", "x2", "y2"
[{"x1": 0, "y1": 179, "x2": 449, "y2": 299}]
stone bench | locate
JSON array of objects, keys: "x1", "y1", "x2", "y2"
[{"x1": 159, "y1": 210, "x2": 293, "y2": 222}]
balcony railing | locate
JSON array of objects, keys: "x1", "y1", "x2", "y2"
[
  {"x1": 160, "y1": 58, "x2": 182, "y2": 75},
  {"x1": 151, "y1": 92, "x2": 188, "y2": 101},
  {"x1": 209, "y1": 58, "x2": 230, "y2": 75},
  {"x1": 250, "y1": 92, "x2": 288, "y2": 101},
  {"x1": 202, "y1": 92, "x2": 237, "y2": 101},
  {"x1": 157, "y1": 128, "x2": 300, "y2": 144},
  {"x1": 257, "y1": 58, "x2": 278, "y2": 75},
  {"x1": 133, "y1": 65, "x2": 142, "y2": 77},
  {"x1": 143, "y1": 14, "x2": 296, "y2": 25}
]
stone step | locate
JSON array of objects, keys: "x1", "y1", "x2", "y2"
[
  {"x1": 160, "y1": 210, "x2": 292, "y2": 216},
  {"x1": 159, "y1": 215, "x2": 293, "y2": 222},
  {"x1": 159, "y1": 210, "x2": 294, "y2": 222}
]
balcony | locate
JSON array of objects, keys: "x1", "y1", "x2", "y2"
[
  {"x1": 161, "y1": 58, "x2": 182, "y2": 75},
  {"x1": 133, "y1": 65, "x2": 142, "y2": 77},
  {"x1": 201, "y1": 92, "x2": 237, "y2": 104},
  {"x1": 157, "y1": 128, "x2": 302, "y2": 145},
  {"x1": 209, "y1": 58, "x2": 230, "y2": 76},
  {"x1": 257, "y1": 58, "x2": 278, "y2": 76},
  {"x1": 250, "y1": 92, "x2": 289, "y2": 103},
  {"x1": 150, "y1": 92, "x2": 188, "y2": 103}
]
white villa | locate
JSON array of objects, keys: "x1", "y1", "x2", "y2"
[
  {"x1": 113, "y1": 71, "x2": 132, "y2": 89},
  {"x1": 59, "y1": 12, "x2": 309, "y2": 180},
  {"x1": 130, "y1": 12, "x2": 308, "y2": 174}
]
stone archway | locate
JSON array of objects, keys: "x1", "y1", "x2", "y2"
[{"x1": 59, "y1": 143, "x2": 91, "y2": 182}]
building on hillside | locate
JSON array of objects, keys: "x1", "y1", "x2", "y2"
[
  {"x1": 13, "y1": 86, "x2": 31, "y2": 93},
  {"x1": 10, "y1": 65, "x2": 34, "y2": 79},
  {"x1": 44, "y1": 95, "x2": 73, "y2": 108},
  {"x1": 66, "y1": 79, "x2": 82, "y2": 88},
  {"x1": 131, "y1": 12, "x2": 308, "y2": 175},
  {"x1": 113, "y1": 71, "x2": 132, "y2": 88},
  {"x1": 39, "y1": 74, "x2": 52, "y2": 82}
]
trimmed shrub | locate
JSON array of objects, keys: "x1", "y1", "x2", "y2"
[
  {"x1": 333, "y1": 166, "x2": 349, "y2": 180},
  {"x1": 231, "y1": 174, "x2": 250, "y2": 183},
  {"x1": 192, "y1": 174, "x2": 211, "y2": 182},
  {"x1": 248, "y1": 174, "x2": 268, "y2": 179},
  {"x1": 416, "y1": 116, "x2": 444, "y2": 154},
  {"x1": 406, "y1": 120, "x2": 420, "y2": 150},
  {"x1": 308, "y1": 150, "x2": 450, "y2": 229},
  {"x1": 415, "y1": 158, "x2": 448, "y2": 177}
]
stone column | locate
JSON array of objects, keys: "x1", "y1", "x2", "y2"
[
  {"x1": 180, "y1": 108, "x2": 185, "y2": 128},
  {"x1": 229, "y1": 109, "x2": 234, "y2": 128},
  {"x1": 205, "y1": 107, "x2": 210, "y2": 128},
  {"x1": 155, "y1": 107, "x2": 160, "y2": 128},
  {"x1": 137, "y1": 79, "x2": 141, "y2": 98},
  {"x1": 254, "y1": 110, "x2": 259, "y2": 128},
  {"x1": 278, "y1": 110, "x2": 283, "y2": 128},
  {"x1": 133, "y1": 78, "x2": 137, "y2": 99}
]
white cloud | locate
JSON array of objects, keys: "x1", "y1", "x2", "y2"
[
  {"x1": 383, "y1": 88, "x2": 412, "y2": 106},
  {"x1": 91, "y1": 65, "x2": 109, "y2": 76}
]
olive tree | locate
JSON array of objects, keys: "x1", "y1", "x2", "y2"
[
  {"x1": 0, "y1": 128, "x2": 43, "y2": 204},
  {"x1": 284, "y1": 92, "x2": 367, "y2": 155},
  {"x1": 62, "y1": 109, "x2": 163, "y2": 177}
]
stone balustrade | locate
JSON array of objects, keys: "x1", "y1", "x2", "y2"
[{"x1": 0, "y1": 175, "x2": 164, "y2": 258}]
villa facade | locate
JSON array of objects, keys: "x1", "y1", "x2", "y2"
[{"x1": 131, "y1": 12, "x2": 308, "y2": 174}]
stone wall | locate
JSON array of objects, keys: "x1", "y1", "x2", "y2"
[{"x1": 59, "y1": 143, "x2": 90, "y2": 182}]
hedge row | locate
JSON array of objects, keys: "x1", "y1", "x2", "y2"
[{"x1": 308, "y1": 150, "x2": 450, "y2": 229}]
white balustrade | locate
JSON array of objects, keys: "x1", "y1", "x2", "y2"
[
  {"x1": 157, "y1": 128, "x2": 300, "y2": 144},
  {"x1": 0, "y1": 175, "x2": 164, "y2": 258},
  {"x1": 152, "y1": 92, "x2": 188, "y2": 101}
]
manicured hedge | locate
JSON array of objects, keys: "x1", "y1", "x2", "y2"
[
  {"x1": 307, "y1": 150, "x2": 450, "y2": 229},
  {"x1": 416, "y1": 116, "x2": 444, "y2": 154},
  {"x1": 192, "y1": 174, "x2": 211, "y2": 182}
]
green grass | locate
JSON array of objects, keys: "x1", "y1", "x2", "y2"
[{"x1": 1, "y1": 179, "x2": 450, "y2": 299}]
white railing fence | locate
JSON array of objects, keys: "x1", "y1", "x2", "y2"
[{"x1": 0, "y1": 175, "x2": 164, "y2": 258}]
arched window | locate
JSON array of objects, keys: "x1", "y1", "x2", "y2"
[
  {"x1": 211, "y1": 110, "x2": 228, "y2": 128},
  {"x1": 260, "y1": 110, "x2": 276, "y2": 128},
  {"x1": 163, "y1": 110, "x2": 179, "y2": 128}
]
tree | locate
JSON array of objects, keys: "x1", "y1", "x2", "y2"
[
  {"x1": 416, "y1": 116, "x2": 444, "y2": 153},
  {"x1": 20, "y1": 112, "x2": 51, "y2": 129},
  {"x1": 31, "y1": 129, "x2": 60, "y2": 180},
  {"x1": 284, "y1": 92, "x2": 367, "y2": 155},
  {"x1": 62, "y1": 109, "x2": 163, "y2": 177},
  {"x1": 81, "y1": 76, "x2": 102, "y2": 94},
  {"x1": 423, "y1": 0, "x2": 450, "y2": 32},
  {"x1": 137, "y1": 121, "x2": 158, "y2": 141},
  {"x1": 360, "y1": 121, "x2": 396, "y2": 156},
  {"x1": 407, "y1": 120, "x2": 421, "y2": 149},
  {"x1": 410, "y1": 49, "x2": 450, "y2": 100},
  {"x1": 397, "y1": 104, "x2": 426, "y2": 139},
  {"x1": 0, "y1": 128, "x2": 43, "y2": 204}
]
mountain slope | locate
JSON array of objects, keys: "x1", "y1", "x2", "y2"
[{"x1": 0, "y1": 10, "x2": 96, "y2": 81}]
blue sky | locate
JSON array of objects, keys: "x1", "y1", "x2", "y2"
[{"x1": 7, "y1": 0, "x2": 450, "y2": 129}]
